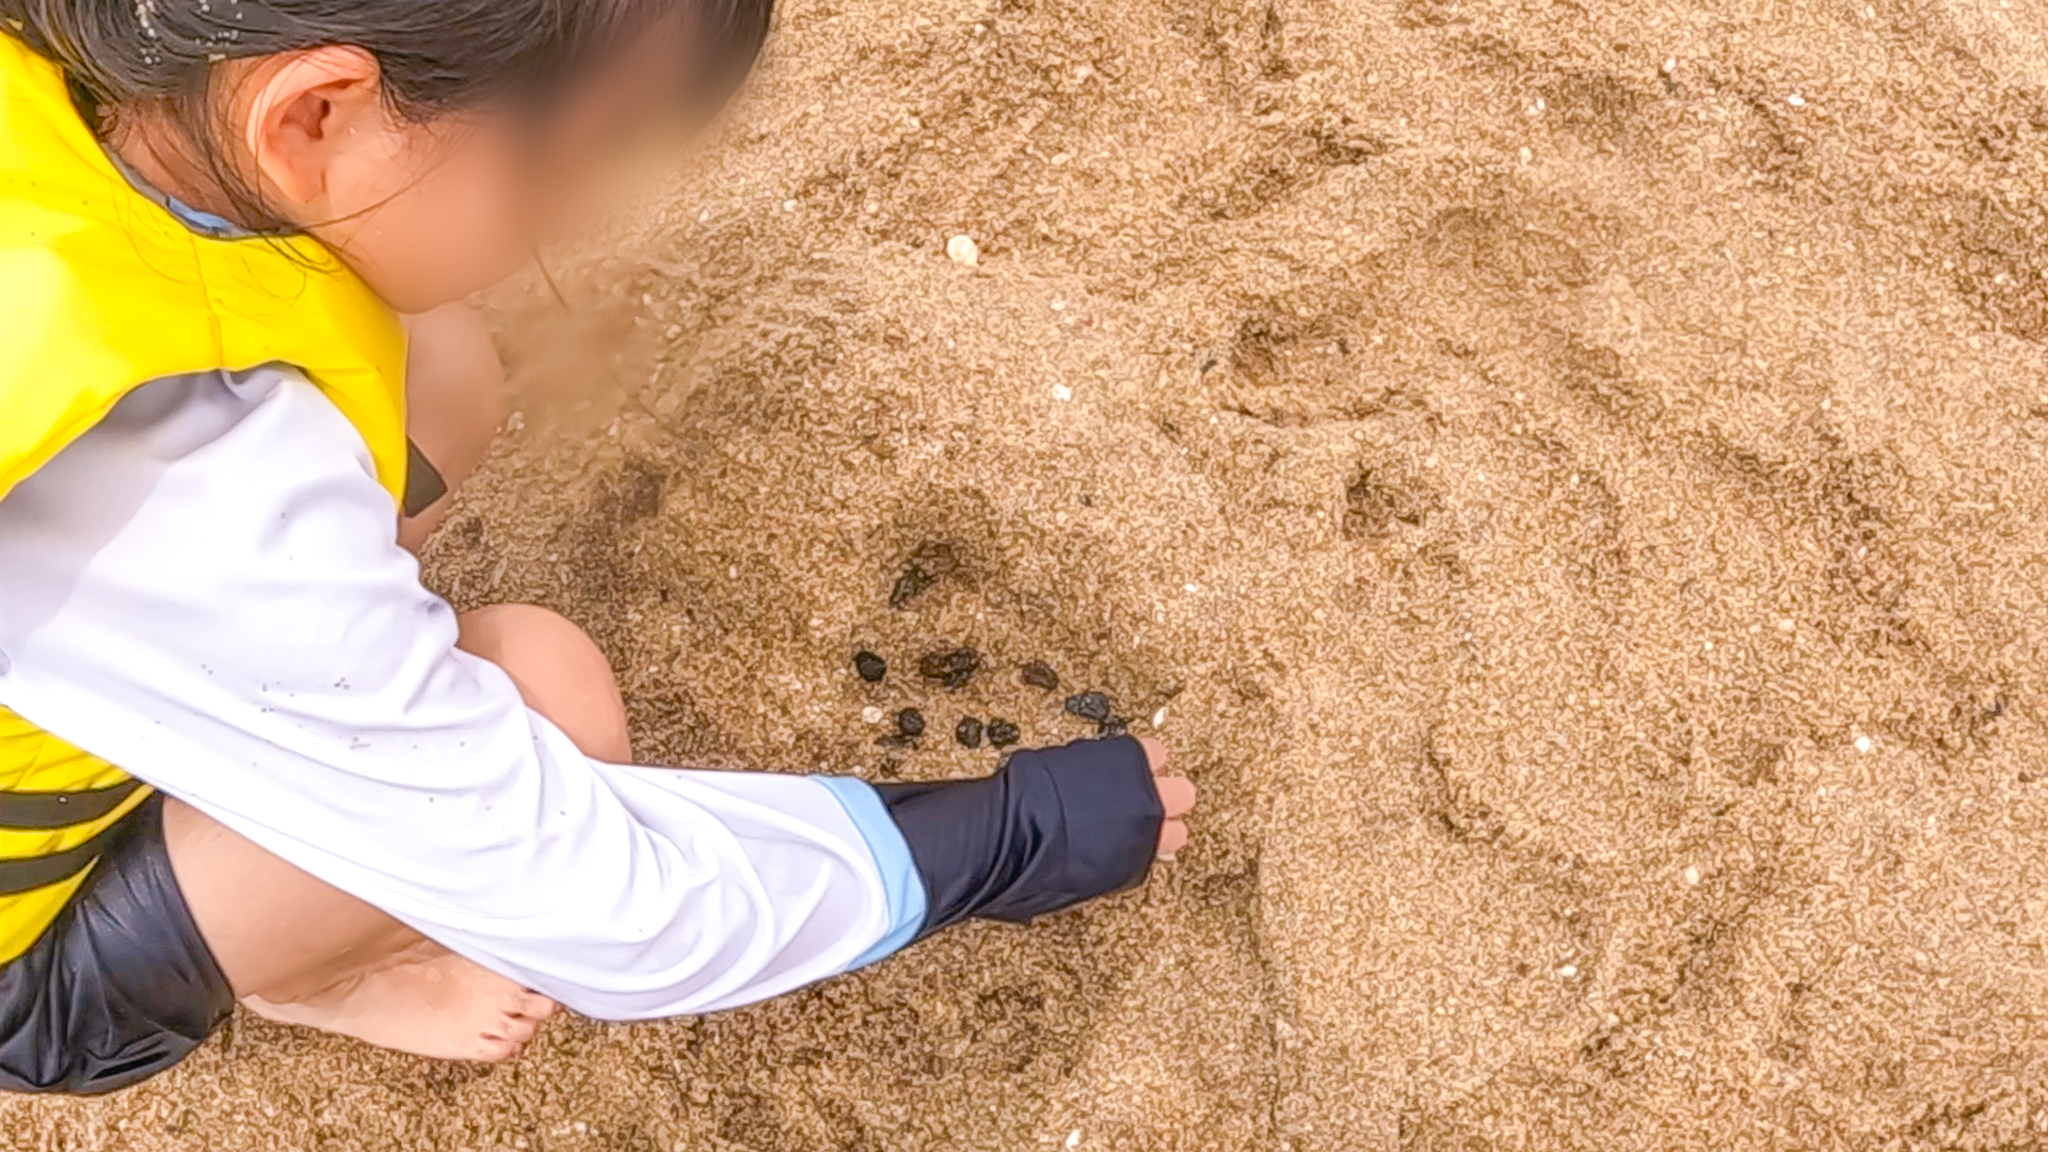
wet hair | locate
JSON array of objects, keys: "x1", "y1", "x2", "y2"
[{"x1": 1, "y1": 0, "x2": 773, "y2": 226}]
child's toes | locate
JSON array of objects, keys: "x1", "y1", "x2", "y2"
[
  {"x1": 509, "y1": 990, "x2": 558, "y2": 1022},
  {"x1": 484, "y1": 1009, "x2": 540, "y2": 1045},
  {"x1": 469, "y1": 1034, "x2": 526, "y2": 1063}
]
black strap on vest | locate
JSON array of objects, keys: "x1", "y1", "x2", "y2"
[
  {"x1": 402, "y1": 438, "x2": 447, "y2": 519},
  {"x1": 0, "y1": 778, "x2": 145, "y2": 831},
  {"x1": 0, "y1": 817, "x2": 132, "y2": 896},
  {"x1": 0, "y1": 778, "x2": 148, "y2": 895}
]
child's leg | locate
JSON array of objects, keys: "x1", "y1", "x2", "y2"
[
  {"x1": 454, "y1": 605, "x2": 631, "y2": 762},
  {"x1": 160, "y1": 315, "x2": 564, "y2": 1061},
  {"x1": 163, "y1": 604, "x2": 627, "y2": 1061},
  {"x1": 397, "y1": 302, "x2": 507, "y2": 553}
]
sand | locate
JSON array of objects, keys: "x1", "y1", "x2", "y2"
[{"x1": 13, "y1": 0, "x2": 2048, "y2": 1148}]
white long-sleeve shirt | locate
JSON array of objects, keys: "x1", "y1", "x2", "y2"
[{"x1": 0, "y1": 366, "x2": 924, "y2": 1019}]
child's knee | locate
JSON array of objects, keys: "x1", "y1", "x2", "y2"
[{"x1": 457, "y1": 605, "x2": 631, "y2": 762}]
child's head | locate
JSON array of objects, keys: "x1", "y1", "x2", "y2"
[{"x1": 4, "y1": 0, "x2": 772, "y2": 311}]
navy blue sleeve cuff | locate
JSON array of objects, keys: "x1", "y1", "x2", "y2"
[{"x1": 873, "y1": 735, "x2": 1164, "y2": 937}]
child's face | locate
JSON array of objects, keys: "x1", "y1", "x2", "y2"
[{"x1": 227, "y1": 37, "x2": 688, "y2": 313}]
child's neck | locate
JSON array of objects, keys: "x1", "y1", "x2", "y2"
[{"x1": 106, "y1": 114, "x2": 257, "y2": 231}]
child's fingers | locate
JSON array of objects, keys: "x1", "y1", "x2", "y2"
[
  {"x1": 1138, "y1": 739, "x2": 1193, "y2": 857},
  {"x1": 1155, "y1": 775, "x2": 1198, "y2": 818},
  {"x1": 1157, "y1": 818, "x2": 1189, "y2": 858},
  {"x1": 1138, "y1": 736, "x2": 1170, "y2": 774}
]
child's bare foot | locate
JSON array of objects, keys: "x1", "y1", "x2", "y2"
[
  {"x1": 1139, "y1": 737, "x2": 1197, "y2": 858},
  {"x1": 243, "y1": 938, "x2": 557, "y2": 1062}
]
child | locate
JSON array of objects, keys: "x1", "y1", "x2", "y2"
[{"x1": 0, "y1": 0, "x2": 1196, "y2": 1093}]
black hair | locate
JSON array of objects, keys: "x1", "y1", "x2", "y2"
[{"x1": 1, "y1": 0, "x2": 773, "y2": 227}]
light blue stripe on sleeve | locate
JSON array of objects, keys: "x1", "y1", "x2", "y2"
[{"x1": 814, "y1": 776, "x2": 928, "y2": 970}]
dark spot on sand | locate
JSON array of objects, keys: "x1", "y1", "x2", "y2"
[
  {"x1": 854, "y1": 650, "x2": 887, "y2": 682},
  {"x1": 1020, "y1": 661, "x2": 1060, "y2": 691},
  {"x1": 955, "y1": 716, "x2": 984, "y2": 748},
  {"x1": 1099, "y1": 717, "x2": 1129, "y2": 737},
  {"x1": 986, "y1": 719, "x2": 1021, "y2": 747},
  {"x1": 889, "y1": 541, "x2": 960, "y2": 609},
  {"x1": 1065, "y1": 691, "x2": 1112, "y2": 722},
  {"x1": 919, "y1": 647, "x2": 981, "y2": 689},
  {"x1": 1344, "y1": 469, "x2": 1426, "y2": 538},
  {"x1": 896, "y1": 708, "x2": 926, "y2": 738},
  {"x1": 890, "y1": 570, "x2": 934, "y2": 609}
]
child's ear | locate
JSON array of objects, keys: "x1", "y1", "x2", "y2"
[{"x1": 239, "y1": 46, "x2": 386, "y2": 211}]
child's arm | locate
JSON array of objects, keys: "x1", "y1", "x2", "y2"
[{"x1": 0, "y1": 367, "x2": 1170, "y2": 1018}]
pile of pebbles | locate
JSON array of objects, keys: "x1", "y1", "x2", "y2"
[{"x1": 850, "y1": 647, "x2": 1130, "y2": 753}]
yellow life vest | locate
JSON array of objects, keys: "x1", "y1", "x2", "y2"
[{"x1": 0, "y1": 33, "x2": 410, "y2": 964}]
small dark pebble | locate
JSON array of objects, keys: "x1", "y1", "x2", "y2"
[
  {"x1": 985, "y1": 719, "x2": 1021, "y2": 747},
  {"x1": 1065, "y1": 691, "x2": 1113, "y2": 723},
  {"x1": 895, "y1": 708, "x2": 926, "y2": 739},
  {"x1": 853, "y1": 651, "x2": 887, "y2": 683},
  {"x1": 918, "y1": 647, "x2": 981, "y2": 689},
  {"x1": 1020, "y1": 661, "x2": 1060, "y2": 691},
  {"x1": 1098, "y1": 716, "x2": 1130, "y2": 738},
  {"x1": 955, "y1": 716, "x2": 984, "y2": 748}
]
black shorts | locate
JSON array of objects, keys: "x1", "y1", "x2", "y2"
[{"x1": 0, "y1": 795, "x2": 235, "y2": 1094}]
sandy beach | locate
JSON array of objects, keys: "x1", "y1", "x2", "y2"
[{"x1": 13, "y1": 0, "x2": 2048, "y2": 1147}]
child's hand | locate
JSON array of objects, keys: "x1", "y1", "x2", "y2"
[{"x1": 1139, "y1": 737, "x2": 1197, "y2": 858}]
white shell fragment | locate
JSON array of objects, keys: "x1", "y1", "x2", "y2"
[
  {"x1": 861, "y1": 706, "x2": 884, "y2": 724},
  {"x1": 1682, "y1": 865, "x2": 1701, "y2": 886},
  {"x1": 1052, "y1": 384, "x2": 1074, "y2": 402},
  {"x1": 1854, "y1": 735, "x2": 1873, "y2": 753},
  {"x1": 947, "y1": 234, "x2": 980, "y2": 266}
]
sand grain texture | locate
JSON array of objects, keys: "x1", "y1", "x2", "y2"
[{"x1": 14, "y1": 0, "x2": 2048, "y2": 1148}]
